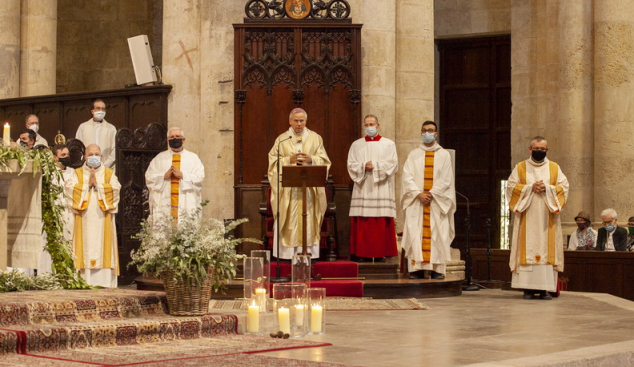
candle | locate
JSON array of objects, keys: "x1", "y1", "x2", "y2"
[
  {"x1": 278, "y1": 306, "x2": 290, "y2": 334},
  {"x1": 3, "y1": 123, "x2": 9, "y2": 146},
  {"x1": 247, "y1": 302, "x2": 260, "y2": 333},
  {"x1": 311, "y1": 304, "x2": 323, "y2": 333},
  {"x1": 255, "y1": 287, "x2": 267, "y2": 311},
  {"x1": 294, "y1": 304, "x2": 305, "y2": 326}
]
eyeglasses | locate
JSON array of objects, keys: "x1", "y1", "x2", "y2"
[
  {"x1": 422, "y1": 129, "x2": 437, "y2": 133},
  {"x1": 602, "y1": 220, "x2": 614, "y2": 225},
  {"x1": 168, "y1": 136, "x2": 183, "y2": 140},
  {"x1": 531, "y1": 148, "x2": 547, "y2": 152}
]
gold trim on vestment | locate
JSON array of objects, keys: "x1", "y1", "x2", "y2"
[{"x1": 421, "y1": 151, "x2": 435, "y2": 263}]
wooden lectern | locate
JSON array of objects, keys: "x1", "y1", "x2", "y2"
[{"x1": 281, "y1": 165, "x2": 328, "y2": 255}]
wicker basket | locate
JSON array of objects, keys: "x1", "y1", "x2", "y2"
[{"x1": 161, "y1": 267, "x2": 215, "y2": 316}]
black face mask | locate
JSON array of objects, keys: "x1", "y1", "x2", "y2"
[
  {"x1": 20, "y1": 140, "x2": 29, "y2": 147},
  {"x1": 531, "y1": 150, "x2": 547, "y2": 162},
  {"x1": 168, "y1": 138, "x2": 183, "y2": 149},
  {"x1": 58, "y1": 156, "x2": 72, "y2": 167}
]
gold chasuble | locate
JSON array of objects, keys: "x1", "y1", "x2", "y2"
[
  {"x1": 170, "y1": 154, "x2": 181, "y2": 221},
  {"x1": 421, "y1": 151, "x2": 435, "y2": 262},
  {"x1": 506, "y1": 158, "x2": 568, "y2": 274}
]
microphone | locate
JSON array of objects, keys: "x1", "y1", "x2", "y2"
[{"x1": 271, "y1": 134, "x2": 293, "y2": 282}]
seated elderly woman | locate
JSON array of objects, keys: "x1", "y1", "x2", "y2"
[
  {"x1": 568, "y1": 211, "x2": 597, "y2": 251},
  {"x1": 596, "y1": 208, "x2": 628, "y2": 251}
]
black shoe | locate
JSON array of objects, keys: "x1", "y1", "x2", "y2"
[
  {"x1": 430, "y1": 271, "x2": 445, "y2": 280},
  {"x1": 523, "y1": 290, "x2": 535, "y2": 299},
  {"x1": 373, "y1": 257, "x2": 386, "y2": 263},
  {"x1": 311, "y1": 259, "x2": 317, "y2": 264},
  {"x1": 408, "y1": 270, "x2": 426, "y2": 279},
  {"x1": 539, "y1": 291, "x2": 552, "y2": 300}
]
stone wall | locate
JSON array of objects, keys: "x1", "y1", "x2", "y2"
[
  {"x1": 56, "y1": 0, "x2": 162, "y2": 93},
  {"x1": 435, "y1": 0, "x2": 511, "y2": 38}
]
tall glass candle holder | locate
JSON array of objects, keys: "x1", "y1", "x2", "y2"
[
  {"x1": 243, "y1": 257, "x2": 266, "y2": 312},
  {"x1": 292, "y1": 254, "x2": 311, "y2": 287},
  {"x1": 272, "y1": 283, "x2": 307, "y2": 337},
  {"x1": 251, "y1": 250, "x2": 270, "y2": 309},
  {"x1": 308, "y1": 287, "x2": 326, "y2": 335}
]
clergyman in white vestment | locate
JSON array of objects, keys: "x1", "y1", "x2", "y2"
[
  {"x1": 75, "y1": 99, "x2": 117, "y2": 169},
  {"x1": 347, "y1": 114, "x2": 398, "y2": 261},
  {"x1": 401, "y1": 121, "x2": 456, "y2": 279},
  {"x1": 267, "y1": 108, "x2": 331, "y2": 260},
  {"x1": 145, "y1": 127, "x2": 204, "y2": 221},
  {"x1": 506, "y1": 136, "x2": 568, "y2": 300},
  {"x1": 65, "y1": 144, "x2": 121, "y2": 288}
]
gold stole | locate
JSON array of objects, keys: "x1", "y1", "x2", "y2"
[
  {"x1": 72, "y1": 167, "x2": 118, "y2": 274},
  {"x1": 421, "y1": 151, "x2": 435, "y2": 263},
  {"x1": 171, "y1": 154, "x2": 181, "y2": 221},
  {"x1": 510, "y1": 161, "x2": 565, "y2": 267}
]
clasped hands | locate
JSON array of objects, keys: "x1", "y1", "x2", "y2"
[
  {"x1": 89, "y1": 168, "x2": 97, "y2": 188},
  {"x1": 290, "y1": 152, "x2": 312, "y2": 165},
  {"x1": 416, "y1": 192, "x2": 433, "y2": 206},
  {"x1": 532, "y1": 180, "x2": 546, "y2": 194},
  {"x1": 164, "y1": 166, "x2": 183, "y2": 180}
]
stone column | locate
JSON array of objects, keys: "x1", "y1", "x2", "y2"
[
  {"x1": 556, "y1": 0, "x2": 593, "y2": 225},
  {"x1": 593, "y1": 1, "x2": 634, "y2": 219},
  {"x1": 0, "y1": 0, "x2": 21, "y2": 99},
  {"x1": 19, "y1": 0, "x2": 57, "y2": 96},
  {"x1": 394, "y1": 0, "x2": 434, "y2": 220}
]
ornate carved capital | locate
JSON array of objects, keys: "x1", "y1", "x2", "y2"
[
  {"x1": 292, "y1": 89, "x2": 305, "y2": 105},
  {"x1": 349, "y1": 89, "x2": 361, "y2": 104},
  {"x1": 235, "y1": 90, "x2": 247, "y2": 105}
]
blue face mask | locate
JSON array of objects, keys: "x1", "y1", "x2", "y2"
[
  {"x1": 86, "y1": 155, "x2": 101, "y2": 168},
  {"x1": 605, "y1": 224, "x2": 615, "y2": 232},
  {"x1": 422, "y1": 132, "x2": 435, "y2": 144},
  {"x1": 365, "y1": 126, "x2": 377, "y2": 137}
]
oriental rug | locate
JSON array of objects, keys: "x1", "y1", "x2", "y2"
[{"x1": 209, "y1": 297, "x2": 429, "y2": 311}]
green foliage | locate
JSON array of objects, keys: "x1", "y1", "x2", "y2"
[
  {"x1": 0, "y1": 269, "x2": 63, "y2": 292},
  {"x1": 0, "y1": 146, "x2": 90, "y2": 291},
  {"x1": 130, "y1": 206, "x2": 260, "y2": 293}
]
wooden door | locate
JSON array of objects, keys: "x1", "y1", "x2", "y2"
[{"x1": 438, "y1": 35, "x2": 511, "y2": 250}]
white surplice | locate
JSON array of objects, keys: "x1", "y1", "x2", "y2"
[
  {"x1": 145, "y1": 149, "x2": 205, "y2": 219},
  {"x1": 347, "y1": 135, "x2": 398, "y2": 218},
  {"x1": 401, "y1": 143, "x2": 456, "y2": 274},
  {"x1": 268, "y1": 127, "x2": 331, "y2": 259},
  {"x1": 65, "y1": 164, "x2": 121, "y2": 288},
  {"x1": 75, "y1": 119, "x2": 117, "y2": 169},
  {"x1": 506, "y1": 157, "x2": 569, "y2": 292}
]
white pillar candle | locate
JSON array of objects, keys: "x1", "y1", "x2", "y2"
[
  {"x1": 295, "y1": 304, "x2": 305, "y2": 326},
  {"x1": 311, "y1": 304, "x2": 323, "y2": 333},
  {"x1": 255, "y1": 287, "x2": 267, "y2": 311},
  {"x1": 3, "y1": 123, "x2": 10, "y2": 146},
  {"x1": 247, "y1": 303, "x2": 260, "y2": 333},
  {"x1": 278, "y1": 306, "x2": 290, "y2": 334}
]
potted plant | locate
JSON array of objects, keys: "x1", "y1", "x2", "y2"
[{"x1": 130, "y1": 206, "x2": 257, "y2": 315}]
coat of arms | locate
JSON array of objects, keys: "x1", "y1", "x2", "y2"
[{"x1": 285, "y1": 0, "x2": 312, "y2": 19}]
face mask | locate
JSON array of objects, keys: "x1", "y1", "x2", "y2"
[
  {"x1": 365, "y1": 126, "x2": 377, "y2": 137},
  {"x1": 531, "y1": 150, "x2": 547, "y2": 162},
  {"x1": 58, "y1": 156, "x2": 72, "y2": 167},
  {"x1": 169, "y1": 138, "x2": 183, "y2": 149},
  {"x1": 629, "y1": 227, "x2": 634, "y2": 236},
  {"x1": 422, "y1": 132, "x2": 435, "y2": 144},
  {"x1": 604, "y1": 224, "x2": 615, "y2": 232},
  {"x1": 20, "y1": 140, "x2": 29, "y2": 147},
  {"x1": 86, "y1": 156, "x2": 101, "y2": 168},
  {"x1": 93, "y1": 111, "x2": 106, "y2": 121},
  {"x1": 577, "y1": 222, "x2": 587, "y2": 230},
  {"x1": 29, "y1": 124, "x2": 39, "y2": 133}
]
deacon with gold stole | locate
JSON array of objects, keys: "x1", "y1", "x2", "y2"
[
  {"x1": 506, "y1": 136, "x2": 568, "y2": 300},
  {"x1": 267, "y1": 108, "x2": 331, "y2": 260},
  {"x1": 401, "y1": 121, "x2": 456, "y2": 280},
  {"x1": 65, "y1": 144, "x2": 121, "y2": 287}
]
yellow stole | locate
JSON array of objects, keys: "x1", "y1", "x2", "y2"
[
  {"x1": 72, "y1": 167, "x2": 118, "y2": 274},
  {"x1": 171, "y1": 154, "x2": 181, "y2": 221},
  {"x1": 420, "y1": 151, "x2": 435, "y2": 263},
  {"x1": 510, "y1": 161, "x2": 565, "y2": 267}
]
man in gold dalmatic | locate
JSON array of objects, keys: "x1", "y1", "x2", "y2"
[
  {"x1": 506, "y1": 136, "x2": 568, "y2": 300},
  {"x1": 268, "y1": 108, "x2": 331, "y2": 260}
]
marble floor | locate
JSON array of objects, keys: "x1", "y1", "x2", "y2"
[{"x1": 258, "y1": 289, "x2": 634, "y2": 366}]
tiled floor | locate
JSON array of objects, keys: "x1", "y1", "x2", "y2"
[{"x1": 260, "y1": 289, "x2": 634, "y2": 366}]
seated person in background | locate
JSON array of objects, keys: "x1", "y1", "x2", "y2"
[
  {"x1": 10, "y1": 129, "x2": 37, "y2": 149},
  {"x1": 596, "y1": 208, "x2": 628, "y2": 251},
  {"x1": 568, "y1": 211, "x2": 596, "y2": 250},
  {"x1": 627, "y1": 217, "x2": 634, "y2": 251}
]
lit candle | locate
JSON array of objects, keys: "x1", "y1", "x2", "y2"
[
  {"x1": 247, "y1": 302, "x2": 260, "y2": 333},
  {"x1": 278, "y1": 306, "x2": 290, "y2": 334},
  {"x1": 310, "y1": 304, "x2": 323, "y2": 333},
  {"x1": 3, "y1": 123, "x2": 9, "y2": 146},
  {"x1": 255, "y1": 287, "x2": 267, "y2": 311},
  {"x1": 294, "y1": 304, "x2": 305, "y2": 326}
]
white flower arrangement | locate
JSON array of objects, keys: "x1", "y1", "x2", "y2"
[{"x1": 130, "y1": 205, "x2": 259, "y2": 292}]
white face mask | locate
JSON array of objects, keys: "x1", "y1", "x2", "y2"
[
  {"x1": 93, "y1": 111, "x2": 106, "y2": 121},
  {"x1": 29, "y1": 124, "x2": 39, "y2": 133},
  {"x1": 365, "y1": 126, "x2": 377, "y2": 137},
  {"x1": 422, "y1": 132, "x2": 436, "y2": 144},
  {"x1": 86, "y1": 155, "x2": 101, "y2": 167}
]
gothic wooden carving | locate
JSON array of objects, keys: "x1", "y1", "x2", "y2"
[{"x1": 245, "y1": 0, "x2": 351, "y2": 20}]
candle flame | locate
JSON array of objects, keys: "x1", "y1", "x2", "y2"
[{"x1": 4, "y1": 123, "x2": 8, "y2": 127}]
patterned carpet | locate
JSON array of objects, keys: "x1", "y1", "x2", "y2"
[{"x1": 210, "y1": 297, "x2": 429, "y2": 311}]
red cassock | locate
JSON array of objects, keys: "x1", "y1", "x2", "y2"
[{"x1": 349, "y1": 217, "x2": 398, "y2": 258}]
